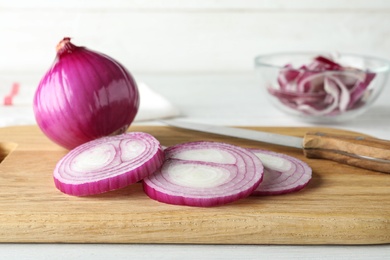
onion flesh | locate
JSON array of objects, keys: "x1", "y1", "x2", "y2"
[
  {"x1": 270, "y1": 55, "x2": 376, "y2": 116},
  {"x1": 143, "y1": 141, "x2": 264, "y2": 207},
  {"x1": 250, "y1": 149, "x2": 312, "y2": 195},
  {"x1": 54, "y1": 132, "x2": 164, "y2": 196},
  {"x1": 34, "y1": 38, "x2": 139, "y2": 149}
]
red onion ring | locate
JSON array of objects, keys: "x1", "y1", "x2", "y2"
[
  {"x1": 54, "y1": 132, "x2": 164, "y2": 196},
  {"x1": 249, "y1": 149, "x2": 312, "y2": 195},
  {"x1": 143, "y1": 141, "x2": 264, "y2": 207}
]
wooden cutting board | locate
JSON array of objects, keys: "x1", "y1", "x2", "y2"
[{"x1": 0, "y1": 125, "x2": 389, "y2": 245}]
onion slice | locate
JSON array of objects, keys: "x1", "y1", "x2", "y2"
[
  {"x1": 54, "y1": 132, "x2": 164, "y2": 196},
  {"x1": 250, "y1": 149, "x2": 312, "y2": 195},
  {"x1": 143, "y1": 141, "x2": 264, "y2": 207}
]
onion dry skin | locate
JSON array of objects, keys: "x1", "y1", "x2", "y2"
[
  {"x1": 250, "y1": 149, "x2": 312, "y2": 195},
  {"x1": 34, "y1": 37, "x2": 140, "y2": 149},
  {"x1": 54, "y1": 132, "x2": 164, "y2": 196},
  {"x1": 143, "y1": 141, "x2": 264, "y2": 207}
]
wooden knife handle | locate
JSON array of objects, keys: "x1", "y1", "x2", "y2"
[{"x1": 302, "y1": 132, "x2": 390, "y2": 173}]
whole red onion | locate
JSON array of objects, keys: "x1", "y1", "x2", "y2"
[{"x1": 33, "y1": 38, "x2": 139, "y2": 149}]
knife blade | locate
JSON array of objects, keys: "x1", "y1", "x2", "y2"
[{"x1": 161, "y1": 119, "x2": 390, "y2": 174}]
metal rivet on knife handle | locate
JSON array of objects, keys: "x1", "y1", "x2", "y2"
[{"x1": 302, "y1": 132, "x2": 390, "y2": 173}]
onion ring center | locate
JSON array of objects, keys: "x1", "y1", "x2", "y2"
[
  {"x1": 165, "y1": 163, "x2": 230, "y2": 188},
  {"x1": 72, "y1": 143, "x2": 116, "y2": 172}
]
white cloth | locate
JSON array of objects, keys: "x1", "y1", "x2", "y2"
[
  {"x1": 0, "y1": 79, "x2": 180, "y2": 127},
  {"x1": 135, "y1": 82, "x2": 180, "y2": 121}
]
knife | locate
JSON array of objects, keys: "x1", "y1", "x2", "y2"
[{"x1": 161, "y1": 119, "x2": 390, "y2": 174}]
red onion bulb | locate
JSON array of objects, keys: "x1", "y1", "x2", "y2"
[{"x1": 33, "y1": 37, "x2": 140, "y2": 149}]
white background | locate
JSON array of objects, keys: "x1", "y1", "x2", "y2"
[{"x1": 1, "y1": 0, "x2": 390, "y2": 74}]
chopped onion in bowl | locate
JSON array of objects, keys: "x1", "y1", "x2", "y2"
[
  {"x1": 249, "y1": 149, "x2": 312, "y2": 196},
  {"x1": 269, "y1": 55, "x2": 376, "y2": 117},
  {"x1": 143, "y1": 141, "x2": 264, "y2": 207},
  {"x1": 54, "y1": 132, "x2": 164, "y2": 196}
]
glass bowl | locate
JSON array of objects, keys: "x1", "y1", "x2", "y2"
[{"x1": 254, "y1": 52, "x2": 390, "y2": 123}]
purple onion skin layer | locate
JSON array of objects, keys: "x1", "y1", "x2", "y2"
[{"x1": 33, "y1": 38, "x2": 140, "y2": 150}]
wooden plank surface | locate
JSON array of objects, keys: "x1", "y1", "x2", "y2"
[{"x1": 0, "y1": 125, "x2": 389, "y2": 245}]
